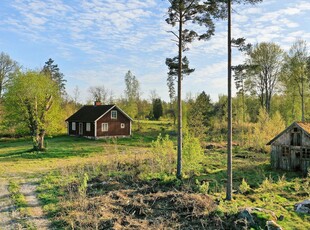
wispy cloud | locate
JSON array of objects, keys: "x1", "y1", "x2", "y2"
[{"x1": 1, "y1": 0, "x2": 310, "y2": 102}]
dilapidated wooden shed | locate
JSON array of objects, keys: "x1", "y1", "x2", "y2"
[{"x1": 267, "y1": 122, "x2": 310, "y2": 174}]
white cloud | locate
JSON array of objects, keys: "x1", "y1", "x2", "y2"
[{"x1": 1, "y1": 0, "x2": 310, "y2": 102}]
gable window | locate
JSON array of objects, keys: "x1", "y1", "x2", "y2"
[
  {"x1": 290, "y1": 128, "x2": 301, "y2": 146},
  {"x1": 121, "y1": 123, "x2": 125, "y2": 129},
  {"x1": 111, "y1": 110, "x2": 117, "y2": 119},
  {"x1": 86, "y1": 123, "x2": 91, "y2": 132},
  {"x1": 72, "y1": 122, "x2": 76, "y2": 131},
  {"x1": 102, "y1": 123, "x2": 108, "y2": 132}
]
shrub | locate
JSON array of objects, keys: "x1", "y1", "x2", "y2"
[
  {"x1": 183, "y1": 134, "x2": 204, "y2": 176},
  {"x1": 239, "y1": 178, "x2": 251, "y2": 194},
  {"x1": 250, "y1": 108, "x2": 285, "y2": 152},
  {"x1": 195, "y1": 179, "x2": 209, "y2": 194},
  {"x1": 150, "y1": 134, "x2": 175, "y2": 175}
]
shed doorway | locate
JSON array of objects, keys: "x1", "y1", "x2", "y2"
[{"x1": 291, "y1": 149, "x2": 301, "y2": 171}]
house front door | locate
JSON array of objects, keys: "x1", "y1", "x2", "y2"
[{"x1": 79, "y1": 123, "x2": 83, "y2": 135}]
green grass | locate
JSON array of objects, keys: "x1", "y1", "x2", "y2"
[
  {"x1": 8, "y1": 180, "x2": 27, "y2": 209},
  {"x1": 0, "y1": 120, "x2": 309, "y2": 229}
]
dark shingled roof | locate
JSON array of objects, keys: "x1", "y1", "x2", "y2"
[{"x1": 65, "y1": 105, "x2": 115, "y2": 122}]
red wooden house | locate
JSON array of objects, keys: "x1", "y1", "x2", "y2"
[{"x1": 65, "y1": 104, "x2": 133, "y2": 138}]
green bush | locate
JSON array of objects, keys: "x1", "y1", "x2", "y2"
[
  {"x1": 239, "y1": 178, "x2": 251, "y2": 194},
  {"x1": 183, "y1": 134, "x2": 204, "y2": 176},
  {"x1": 150, "y1": 134, "x2": 175, "y2": 175}
]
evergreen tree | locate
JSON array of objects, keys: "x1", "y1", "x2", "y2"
[
  {"x1": 42, "y1": 58, "x2": 66, "y2": 95},
  {"x1": 152, "y1": 98, "x2": 163, "y2": 120}
]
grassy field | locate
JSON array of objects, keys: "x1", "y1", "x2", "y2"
[{"x1": 0, "y1": 120, "x2": 309, "y2": 229}]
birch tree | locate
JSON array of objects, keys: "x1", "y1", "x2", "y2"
[
  {"x1": 282, "y1": 40, "x2": 309, "y2": 122},
  {"x1": 0, "y1": 52, "x2": 19, "y2": 98}
]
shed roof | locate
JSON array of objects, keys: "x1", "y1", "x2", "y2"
[
  {"x1": 296, "y1": 122, "x2": 310, "y2": 134},
  {"x1": 267, "y1": 121, "x2": 310, "y2": 145},
  {"x1": 65, "y1": 104, "x2": 133, "y2": 122}
]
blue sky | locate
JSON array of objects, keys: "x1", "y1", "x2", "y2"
[{"x1": 1, "y1": 0, "x2": 310, "y2": 103}]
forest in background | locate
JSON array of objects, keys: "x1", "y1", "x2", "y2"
[{"x1": 0, "y1": 39, "x2": 309, "y2": 152}]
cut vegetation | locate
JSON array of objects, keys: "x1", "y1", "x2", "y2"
[{"x1": 0, "y1": 121, "x2": 309, "y2": 229}]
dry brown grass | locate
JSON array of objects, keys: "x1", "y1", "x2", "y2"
[{"x1": 56, "y1": 177, "x2": 217, "y2": 229}]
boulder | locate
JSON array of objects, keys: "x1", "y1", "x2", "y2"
[
  {"x1": 295, "y1": 200, "x2": 310, "y2": 214},
  {"x1": 266, "y1": 220, "x2": 283, "y2": 230},
  {"x1": 237, "y1": 208, "x2": 255, "y2": 226}
]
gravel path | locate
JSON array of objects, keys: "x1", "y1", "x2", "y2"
[
  {"x1": 20, "y1": 181, "x2": 50, "y2": 230},
  {"x1": 0, "y1": 178, "x2": 50, "y2": 230},
  {"x1": 0, "y1": 178, "x2": 13, "y2": 230}
]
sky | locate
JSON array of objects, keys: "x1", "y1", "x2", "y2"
[{"x1": 0, "y1": 0, "x2": 310, "y2": 104}]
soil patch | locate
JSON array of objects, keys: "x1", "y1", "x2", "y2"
[{"x1": 0, "y1": 178, "x2": 14, "y2": 229}]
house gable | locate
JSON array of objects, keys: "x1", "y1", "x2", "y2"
[
  {"x1": 96, "y1": 107, "x2": 131, "y2": 137},
  {"x1": 267, "y1": 122, "x2": 310, "y2": 146}
]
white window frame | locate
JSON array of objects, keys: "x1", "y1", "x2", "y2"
[
  {"x1": 86, "y1": 123, "x2": 91, "y2": 132},
  {"x1": 111, "y1": 110, "x2": 117, "y2": 119},
  {"x1": 102, "y1": 123, "x2": 108, "y2": 132},
  {"x1": 72, "y1": 122, "x2": 76, "y2": 131},
  {"x1": 121, "y1": 123, "x2": 125, "y2": 129}
]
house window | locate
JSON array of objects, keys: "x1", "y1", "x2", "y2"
[
  {"x1": 302, "y1": 149, "x2": 310, "y2": 159},
  {"x1": 121, "y1": 123, "x2": 125, "y2": 129},
  {"x1": 86, "y1": 123, "x2": 91, "y2": 132},
  {"x1": 282, "y1": 146, "x2": 289, "y2": 157},
  {"x1": 102, "y1": 123, "x2": 108, "y2": 132},
  {"x1": 72, "y1": 122, "x2": 76, "y2": 131},
  {"x1": 111, "y1": 110, "x2": 117, "y2": 119},
  {"x1": 302, "y1": 148, "x2": 306, "y2": 158}
]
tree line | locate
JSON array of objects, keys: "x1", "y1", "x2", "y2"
[
  {"x1": 0, "y1": 38, "x2": 309, "y2": 152},
  {"x1": 0, "y1": 0, "x2": 309, "y2": 201}
]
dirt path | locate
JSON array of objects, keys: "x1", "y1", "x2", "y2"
[
  {"x1": 0, "y1": 178, "x2": 13, "y2": 229},
  {"x1": 20, "y1": 180, "x2": 50, "y2": 230}
]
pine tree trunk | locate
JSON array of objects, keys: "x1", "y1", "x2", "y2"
[
  {"x1": 176, "y1": 9, "x2": 183, "y2": 180},
  {"x1": 301, "y1": 76, "x2": 305, "y2": 122},
  {"x1": 226, "y1": 0, "x2": 233, "y2": 201}
]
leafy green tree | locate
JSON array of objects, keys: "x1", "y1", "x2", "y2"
[
  {"x1": 152, "y1": 98, "x2": 163, "y2": 120},
  {"x1": 0, "y1": 52, "x2": 20, "y2": 98},
  {"x1": 124, "y1": 70, "x2": 140, "y2": 101},
  {"x1": 42, "y1": 58, "x2": 66, "y2": 95},
  {"x1": 124, "y1": 70, "x2": 140, "y2": 118},
  {"x1": 244, "y1": 42, "x2": 284, "y2": 114},
  {"x1": 282, "y1": 40, "x2": 309, "y2": 122},
  {"x1": 4, "y1": 71, "x2": 61, "y2": 150}
]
